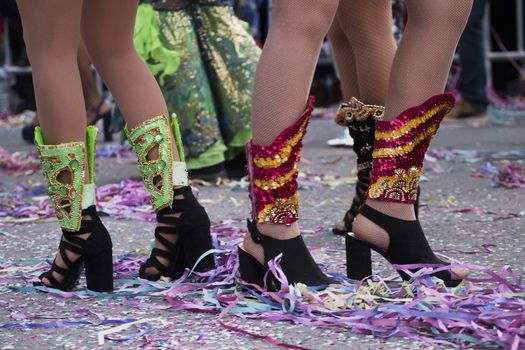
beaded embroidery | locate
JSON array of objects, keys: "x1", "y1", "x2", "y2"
[
  {"x1": 367, "y1": 93, "x2": 455, "y2": 204},
  {"x1": 126, "y1": 115, "x2": 175, "y2": 212},
  {"x1": 248, "y1": 97, "x2": 314, "y2": 225},
  {"x1": 126, "y1": 114, "x2": 189, "y2": 212},
  {"x1": 35, "y1": 128, "x2": 86, "y2": 231},
  {"x1": 335, "y1": 97, "x2": 384, "y2": 127}
]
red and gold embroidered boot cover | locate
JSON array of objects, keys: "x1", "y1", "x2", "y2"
[
  {"x1": 247, "y1": 97, "x2": 315, "y2": 225},
  {"x1": 367, "y1": 93, "x2": 455, "y2": 203}
]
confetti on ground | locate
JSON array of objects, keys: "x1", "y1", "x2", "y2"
[
  {"x1": 0, "y1": 219, "x2": 523, "y2": 349},
  {"x1": 430, "y1": 149, "x2": 525, "y2": 163},
  {"x1": 471, "y1": 162, "x2": 525, "y2": 190},
  {"x1": 0, "y1": 111, "x2": 36, "y2": 127},
  {"x1": 0, "y1": 147, "x2": 40, "y2": 176}
]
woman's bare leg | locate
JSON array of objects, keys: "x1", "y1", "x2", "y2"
[
  {"x1": 327, "y1": 19, "x2": 360, "y2": 101},
  {"x1": 77, "y1": 41, "x2": 111, "y2": 122},
  {"x1": 245, "y1": 0, "x2": 339, "y2": 263},
  {"x1": 353, "y1": 0, "x2": 473, "y2": 280},
  {"x1": 80, "y1": 0, "x2": 177, "y2": 160},
  {"x1": 17, "y1": 0, "x2": 85, "y2": 144},
  {"x1": 17, "y1": 0, "x2": 90, "y2": 286}
]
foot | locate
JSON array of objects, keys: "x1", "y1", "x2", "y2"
[
  {"x1": 446, "y1": 99, "x2": 486, "y2": 119},
  {"x1": 142, "y1": 191, "x2": 184, "y2": 279},
  {"x1": 242, "y1": 222, "x2": 301, "y2": 265},
  {"x1": 39, "y1": 213, "x2": 92, "y2": 287},
  {"x1": 140, "y1": 186, "x2": 213, "y2": 280},
  {"x1": 352, "y1": 200, "x2": 468, "y2": 281}
]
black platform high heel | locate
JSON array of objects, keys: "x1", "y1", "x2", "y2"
[
  {"x1": 139, "y1": 186, "x2": 215, "y2": 281},
  {"x1": 346, "y1": 205, "x2": 460, "y2": 287},
  {"x1": 239, "y1": 97, "x2": 330, "y2": 289},
  {"x1": 239, "y1": 220, "x2": 330, "y2": 289},
  {"x1": 36, "y1": 206, "x2": 113, "y2": 291},
  {"x1": 34, "y1": 126, "x2": 113, "y2": 292},
  {"x1": 345, "y1": 93, "x2": 463, "y2": 287},
  {"x1": 125, "y1": 114, "x2": 215, "y2": 281}
]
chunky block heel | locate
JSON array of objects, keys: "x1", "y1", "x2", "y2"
[
  {"x1": 102, "y1": 113, "x2": 113, "y2": 142},
  {"x1": 350, "y1": 205, "x2": 462, "y2": 287},
  {"x1": 238, "y1": 247, "x2": 266, "y2": 286},
  {"x1": 139, "y1": 187, "x2": 216, "y2": 281},
  {"x1": 176, "y1": 225, "x2": 215, "y2": 278},
  {"x1": 85, "y1": 248, "x2": 114, "y2": 292},
  {"x1": 345, "y1": 234, "x2": 372, "y2": 280}
]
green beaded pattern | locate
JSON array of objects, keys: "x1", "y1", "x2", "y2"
[
  {"x1": 34, "y1": 127, "x2": 86, "y2": 231},
  {"x1": 170, "y1": 113, "x2": 185, "y2": 162},
  {"x1": 86, "y1": 126, "x2": 97, "y2": 184},
  {"x1": 126, "y1": 115, "x2": 174, "y2": 212}
]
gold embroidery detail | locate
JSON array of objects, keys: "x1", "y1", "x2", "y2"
[
  {"x1": 335, "y1": 97, "x2": 384, "y2": 126},
  {"x1": 373, "y1": 124, "x2": 438, "y2": 158},
  {"x1": 368, "y1": 167, "x2": 421, "y2": 202},
  {"x1": 375, "y1": 104, "x2": 450, "y2": 140},
  {"x1": 254, "y1": 163, "x2": 298, "y2": 190},
  {"x1": 257, "y1": 194, "x2": 299, "y2": 224}
]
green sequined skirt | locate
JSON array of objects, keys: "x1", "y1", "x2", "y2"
[{"x1": 134, "y1": 2, "x2": 260, "y2": 169}]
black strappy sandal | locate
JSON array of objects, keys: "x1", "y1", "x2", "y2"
[
  {"x1": 139, "y1": 186, "x2": 215, "y2": 281},
  {"x1": 333, "y1": 167, "x2": 371, "y2": 235},
  {"x1": 34, "y1": 206, "x2": 113, "y2": 292},
  {"x1": 238, "y1": 220, "x2": 331, "y2": 290},
  {"x1": 346, "y1": 205, "x2": 461, "y2": 287}
]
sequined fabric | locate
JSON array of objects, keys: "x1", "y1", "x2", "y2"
[
  {"x1": 247, "y1": 97, "x2": 315, "y2": 225},
  {"x1": 135, "y1": 3, "x2": 260, "y2": 169},
  {"x1": 367, "y1": 93, "x2": 455, "y2": 203},
  {"x1": 34, "y1": 128, "x2": 87, "y2": 232},
  {"x1": 336, "y1": 97, "x2": 384, "y2": 226},
  {"x1": 125, "y1": 115, "x2": 175, "y2": 212},
  {"x1": 335, "y1": 97, "x2": 384, "y2": 127}
]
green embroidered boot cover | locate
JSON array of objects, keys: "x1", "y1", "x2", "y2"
[
  {"x1": 125, "y1": 114, "x2": 188, "y2": 212},
  {"x1": 35, "y1": 126, "x2": 98, "y2": 231}
]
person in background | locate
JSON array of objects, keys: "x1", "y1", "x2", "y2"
[
  {"x1": 234, "y1": 0, "x2": 266, "y2": 45},
  {"x1": 134, "y1": 0, "x2": 261, "y2": 181},
  {"x1": 448, "y1": 0, "x2": 489, "y2": 118}
]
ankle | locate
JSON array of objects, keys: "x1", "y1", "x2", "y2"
[
  {"x1": 256, "y1": 222, "x2": 300, "y2": 240},
  {"x1": 366, "y1": 199, "x2": 416, "y2": 221}
]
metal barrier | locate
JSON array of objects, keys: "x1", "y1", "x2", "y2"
[{"x1": 484, "y1": 0, "x2": 524, "y2": 86}]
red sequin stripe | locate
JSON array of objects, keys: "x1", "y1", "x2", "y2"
[
  {"x1": 252, "y1": 142, "x2": 302, "y2": 180},
  {"x1": 374, "y1": 93, "x2": 455, "y2": 133},
  {"x1": 366, "y1": 93, "x2": 455, "y2": 204},
  {"x1": 373, "y1": 110, "x2": 447, "y2": 150},
  {"x1": 253, "y1": 181, "x2": 298, "y2": 214}
]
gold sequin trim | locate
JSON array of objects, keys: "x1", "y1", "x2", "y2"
[
  {"x1": 254, "y1": 163, "x2": 298, "y2": 190},
  {"x1": 335, "y1": 97, "x2": 384, "y2": 126},
  {"x1": 252, "y1": 120, "x2": 308, "y2": 169},
  {"x1": 368, "y1": 167, "x2": 421, "y2": 202},
  {"x1": 257, "y1": 194, "x2": 299, "y2": 224},
  {"x1": 375, "y1": 104, "x2": 450, "y2": 140},
  {"x1": 373, "y1": 124, "x2": 438, "y2": 158}
]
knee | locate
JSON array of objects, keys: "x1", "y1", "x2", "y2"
[
  {"x1": 82, "y1": 34, "x2": 136, "y2": 68},
  {"x1": 408, "y1": 0, "x2": 473, "y2": 36},
  {"x1": 23, "y1": 34, "x2": 78, "y2": 65}
]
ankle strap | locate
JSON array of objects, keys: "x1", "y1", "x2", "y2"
[
  {"x1": 359, "y1": 205, "x2": 417, "y2": 232},
  {"x1": 247, "y1": 219, "x2": 263, "y2": 244}
]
